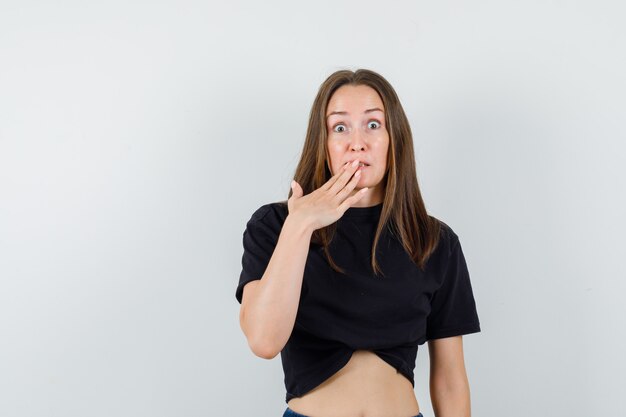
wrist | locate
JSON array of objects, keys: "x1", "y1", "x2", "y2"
[{"x1": 284, "y1": 213, "x2": 315, "y2": 236}]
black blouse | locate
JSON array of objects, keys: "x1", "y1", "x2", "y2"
[{"x1": 236, "y1": 201, "x2": 481, "y2": 404}]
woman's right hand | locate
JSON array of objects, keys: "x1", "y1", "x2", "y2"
[{"x1": 287, "y1": 159, "x2": 370, "y2": 232}]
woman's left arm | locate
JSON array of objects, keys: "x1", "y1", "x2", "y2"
[{"x1": 428, "y1": 336, "x2": 472, "y2": 417}]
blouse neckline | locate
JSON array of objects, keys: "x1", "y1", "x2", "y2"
[{"x1": 342, "y1": 202, "x2": 383, "y2": 219}]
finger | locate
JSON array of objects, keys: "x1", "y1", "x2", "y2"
[
  {"x1": 324, "y1": 160, "x2": 355, "y2": 192},
  {"x1": 334, "y1": 168, "x2": 362, "y2": 202},
  {"x1": 336, "y1": 187, "x2": 369, "y2": 213},
  {"x1": 329, "y1": 160, "x2": 361, "y2": 195},
  {"x1": 321, "y1": 161, "x2": 351, "y2": 191},
  {"x1": 291, "y1": 180, "x2": 303, "y2": 198}
]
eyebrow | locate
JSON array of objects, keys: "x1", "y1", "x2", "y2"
[{"x1": 326, "y1": 107, "x2": 384, "y2": 119}]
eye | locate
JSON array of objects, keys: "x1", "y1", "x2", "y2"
[
  {"x1": 368, "y1": 120, "x2": 381, "y2": 129},
  {"x1": 332, "y1": 123, "x2": 347, "y2": 133}
]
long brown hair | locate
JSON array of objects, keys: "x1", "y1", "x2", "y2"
[{"x1": 284, "y1": 68, "x2": 441, "y2": 277}]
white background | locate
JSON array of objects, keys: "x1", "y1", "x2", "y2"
[{"x1": 1, "y1": 1, "x2": 625, "y2": 416}]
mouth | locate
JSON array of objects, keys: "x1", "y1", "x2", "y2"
[{"x1": 348, "y1": 161, "x2": 370, "y2": 167}]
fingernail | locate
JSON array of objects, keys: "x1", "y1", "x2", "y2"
[{"x1": 351, "y1": 160, "x2": 359, "y2": 167}]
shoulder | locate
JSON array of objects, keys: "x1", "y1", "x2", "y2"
[
  {"x1": 246, "y1": 200, "x2": 289, "y2": 228},
  {"x1": 430, "y1": 215, "x2": 461, "y2": 257}
]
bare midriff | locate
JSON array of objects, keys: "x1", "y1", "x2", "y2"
[{"x1": 286, "y1": 349, "x2": 421, "y2": 417}]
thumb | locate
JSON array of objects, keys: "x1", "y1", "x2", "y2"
[{"x1": 291, "y1": 180, "x2": 303, "y2": 198}]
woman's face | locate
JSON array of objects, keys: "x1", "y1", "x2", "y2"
[{"x1": 326, "y1": 84, "x2": 389, "y2": 206}]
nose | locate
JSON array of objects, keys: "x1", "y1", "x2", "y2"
[{"x1": 350, "y1": 128, "x2": 366, "y2": 152}]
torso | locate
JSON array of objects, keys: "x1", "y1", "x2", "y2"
[{"x1": 287, "y1": 349, "x2": 421, "y2": 417}]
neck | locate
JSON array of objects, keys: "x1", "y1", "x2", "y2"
[{"x1": 349, "y1": 186, "x2": 383, "y2": 207}]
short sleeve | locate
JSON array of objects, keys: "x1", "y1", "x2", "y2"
[
  {"x1": 426, "y1": 236, "x2": 481, "y2": 341},
  {"x1": 235, "y1": 206, "x2": 281, "y2": 304}
]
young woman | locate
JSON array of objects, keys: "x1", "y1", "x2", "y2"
[{"x1": 236, "y1": 69, "x2": 481, "y2": 417}]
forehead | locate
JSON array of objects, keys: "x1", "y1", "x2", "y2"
[{"x1": 326, "y1": 85, "x2": 384, "y2": 115}]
